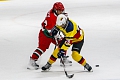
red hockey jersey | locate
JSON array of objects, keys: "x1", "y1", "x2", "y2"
[{"x1": 41, "y1": 9, "x2": 57, "y2": 30}]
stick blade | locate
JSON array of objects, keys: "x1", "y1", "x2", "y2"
[{"x1": 66, "y1": 74, "x2": 74, "y2": 78}]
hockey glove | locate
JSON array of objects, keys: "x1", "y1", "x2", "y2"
[
  {"x1": 58, "y1": 49, "x2": 66, "y2": 58},
  {"x1": 51, "y1": 26, "x2": 59, "y2": 37}
]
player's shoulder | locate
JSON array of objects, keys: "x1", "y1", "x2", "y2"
[
  {"x1": 69, "y1": 19, "x2": 77, "y2": 26},
  {"x1": 46, "y1": 9, "x2": 56, "y2": 18},
  {"x1": 69, "y1": 19, "x2": 75, "y2": 23}
]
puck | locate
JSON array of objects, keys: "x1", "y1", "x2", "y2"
[{"x1": 95, "y1": 65, "x2": 99, "y2": 67}]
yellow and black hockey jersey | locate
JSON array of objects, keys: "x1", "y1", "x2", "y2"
[
  {"x1": 56, "y1": 19, "x2": 84, "y2": 50},
  {"x1": 56, "y1": 19, "x2": 84, "y2": 43}
]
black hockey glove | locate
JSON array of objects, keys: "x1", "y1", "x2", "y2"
[
  {"x1": 51, "y1": 26, "x2": 59, "y2": 37},
  {"x1": 58, "y1": 49, "x2": 66, "y2": 58}
]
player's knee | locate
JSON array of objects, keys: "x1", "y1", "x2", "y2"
[{"x1": 71, "y1": 51, "x2": 82, "y2": 61}]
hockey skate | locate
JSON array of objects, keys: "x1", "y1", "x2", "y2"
[
  {"x1": 41, "y1": 62, "x2": 51, "y2": 71},
  {"x1": 60, "y1": 56, "x2": 72, "y2": 66},
  {"x1": 84, "y1": 63, "x2": 92, "y2": 72},
  {"x1": 27, "y1": 57, "x2": 39, "y2": 70}
]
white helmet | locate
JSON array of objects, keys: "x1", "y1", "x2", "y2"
[{"x1": 56, "y1": 14, "x2": 68, "y2": 27}]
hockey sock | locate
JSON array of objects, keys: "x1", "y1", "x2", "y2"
[
  {"x1": 31, "y1": 48, "x2": 43, "y2": 60},
  {"x1": 71, "y1": 51, "x2": 86, "y2": 66},
  {"x1": 48, "y1": 48, "x2": 60, "y2": 64}
]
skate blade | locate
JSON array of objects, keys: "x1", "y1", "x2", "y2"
[
  {"x1": 27, "y1": 66, "x2": 39, "y2": 70},
  {"x1": 41, "y1": 69, "x2": 50, "y2": 72}
]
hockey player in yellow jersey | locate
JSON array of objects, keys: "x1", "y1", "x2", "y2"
[{"x1": 41, "y1": 14, "x2": 92, "y2": 72}]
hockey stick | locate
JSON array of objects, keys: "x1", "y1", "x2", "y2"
[
  {"x1": 54, "y1": 34, "x2": 74, "y2": 78},
  {"x1": 54, "y1": 37, "x2": 58, "y2": 50},
  {"x1": 60, "y1": 57, "x2": 74, "y2": 78},
  {"x1": 54, "y1": 45, "x2": 74, "y2": 78}
]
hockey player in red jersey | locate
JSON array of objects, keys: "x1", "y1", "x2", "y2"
[
  {"x1": 41, "y1": 14, "x2": 92, "y2": 72},
  {"x1": 27, "y1": 2, "x2": 72, "y2": 70}
]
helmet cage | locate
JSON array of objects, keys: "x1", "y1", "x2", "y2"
[{"x1": 56, "y1": 14, "x2": 68, "y2": 28}]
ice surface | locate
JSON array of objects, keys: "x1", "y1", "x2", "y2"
[{"x1": 0, "y1": 0, "x2": 120, "y2": 80}]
